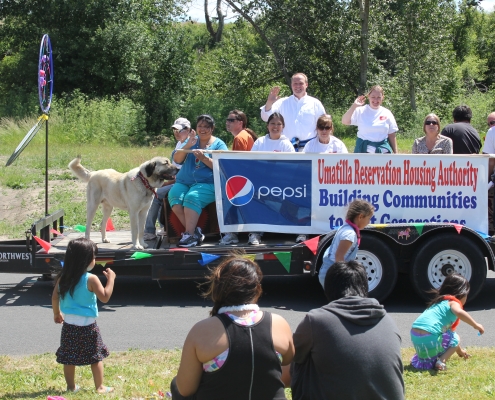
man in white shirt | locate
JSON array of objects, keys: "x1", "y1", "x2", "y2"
[
  {"x1": 483, "y1": 112, "x2": 495, "y2": 177},
  {"x1": 260, "y1": 73, "x2": 326, "y2": 151}
]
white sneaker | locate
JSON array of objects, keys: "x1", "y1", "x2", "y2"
[
  {"x1": 157, "y1": 226, "x2": 166, "y2": 236},
  {"x1": 219, "y1": 232, "x2": 239, "y2": 245},
  {"x1": 248, "y1": 233, "x2": 261, "y2": 245},
  {"x1": 143, "y1": 232, "x2": 157, "y2": 241},
  {"x1": 296, "y1": 234, "x2": 307, "y2": 243}
]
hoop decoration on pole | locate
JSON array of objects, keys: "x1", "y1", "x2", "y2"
[
  {"x1": 38, "y1": 34, "x2": 54, "y2": 114},
  {"x1": 5, "y1": 34, "x2": 54, "y2": 166}
]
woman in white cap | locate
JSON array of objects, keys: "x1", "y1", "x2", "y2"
[{"x1": 144, "y1": 117, "x2": 192, "y2": 241}]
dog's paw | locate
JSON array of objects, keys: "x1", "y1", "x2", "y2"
[
  {"x1": 133, "y1": 244, "x2": 145, "y2": 250},
  {"x1": 102, "y1": 238, "x2": 110, "y2": 243}
]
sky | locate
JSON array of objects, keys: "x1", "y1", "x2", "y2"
[{"x1": 185, "y1": 0, "x2": 495, "y2": 23}]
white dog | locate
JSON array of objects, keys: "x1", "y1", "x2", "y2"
[{"x1": 69, "y1": 156, "x2": 178, "y2": 249}]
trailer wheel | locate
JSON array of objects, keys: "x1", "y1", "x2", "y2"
[
  {"x1": 356, "y1": 235, "x2": 398, "y2": 302},
  {"x1": 410, "y1": 233, "x2": 487, "y2": 302}
]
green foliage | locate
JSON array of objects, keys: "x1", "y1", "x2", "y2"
[{"x1": 50, "y1": 91, "x2": 147, "y2": 145}]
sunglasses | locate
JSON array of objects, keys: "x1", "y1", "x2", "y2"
[
  {"x1": 424, "y1": 121, "x2": 438, "y2": 126},
  {"x1": 318, "y1": 126, "x2": 332, "y2": 131},
  {"x1": 489, "y1": 120, "x2": 495, "y2": 126},
  {"x1": 226, "y1": 118, "x2": 238, "y2": 123}
]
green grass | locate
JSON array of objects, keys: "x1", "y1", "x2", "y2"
[{"x1": 1, "y1": 348, "x2": 495, "y2": 399}]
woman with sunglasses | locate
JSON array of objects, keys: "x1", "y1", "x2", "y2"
[
  {"x1": 169, "y1": 114, "x2": 228, "y2": 247},
  {"x1": 412, "y1": 114, "x2": 452, "y2": 154},
  {"x1": 302, "y1": 114, "x2": 348, "y2": 154},
  {"x1": 342, "y1": 85, "x2": 398, "y2": 154}
]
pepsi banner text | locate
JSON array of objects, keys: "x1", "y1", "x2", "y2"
[{"x1": 212, "y1": 153, "x2": 489, "y2": 234}]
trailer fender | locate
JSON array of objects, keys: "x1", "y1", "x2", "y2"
[{"x1": 313, "y1": 229, "x2": 398, "y2": 302}]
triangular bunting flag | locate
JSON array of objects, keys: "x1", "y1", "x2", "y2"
[
  {"x1": 369, "y1": 224, "x2": 387, "y2": 229},
  {"x1": 198, "y1": 253, "x2": 221, "y2": 266},
  {"x1": 412, "y1": 223, "x2": 425, "y2": 235},
  {"x1": 50, "y1": 228, "x2": 63, "y2": 236},
  {"x1": 96, "y1": 258, "x2": 114, "y2": 267},
  {"x1": 274, "y1": 252, "x2": 292, "y2": 273},
  {"x1": 106, "y1": 218, "x2": 115, "y2": 232},
  {"x1": 243, "y1": 254, "x2": 256, "y2": 261},
  {"x1": 130, "y1": 252, "x2": 153, "y2": 259},
  {"x1": 34, "y1": 235, "x2": 51, "y2": 252},
  {"x1": 302, "y1": 236, "x2": 320, "y2": 255},
  {"x1": 74, "y1": 224, "x2": 86, "y2": 232},
  {"x1": 452, "y1": 223, "x2": 463, "y2": 234},
  {"x1": 168, "y1": 248, "x2": 190, "y2": 252}
]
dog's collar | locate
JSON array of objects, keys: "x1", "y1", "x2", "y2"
[{"x1": 131, "y1": 171, "x2": 158, "y2": 199}]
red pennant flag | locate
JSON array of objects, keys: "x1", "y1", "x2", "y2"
[
  {"x1": 50, "y1": 228, "x2": 63, "y2": 236},
  {"x1": 168, "y1": 248, "x2": 190, "y2": 252},
  {"x1": 33, "y1": 235, "x2": 51, "y2": 252},
  {"x1": 452, "y1": 223, "x2": 463, "y2": 234},
  {"x1": 302, "y1": 236, "x2": 320, "y2": 255},
  {"x1": 106, "y1": 218, "x2": 115, "y2": 232}
]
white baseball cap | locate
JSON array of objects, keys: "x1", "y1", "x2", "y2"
[{"x1": 171, "y1": 117, "x2": 191, "y2": 130}]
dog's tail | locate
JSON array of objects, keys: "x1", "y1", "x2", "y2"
[{"x1": 68, "y1": 156, "x2": 92, "y2": 183}]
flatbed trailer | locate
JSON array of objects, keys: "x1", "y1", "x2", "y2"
[
  {"x1": 3, "y1": 152, "x2": 495, "y2": 302},
  {"x1": 1, "y1": 208, "x2": 494, "y2": 303}
]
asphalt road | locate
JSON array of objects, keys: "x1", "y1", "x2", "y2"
[{"x1": 0, "y1": 271, "x2": 494, "y2": 356}]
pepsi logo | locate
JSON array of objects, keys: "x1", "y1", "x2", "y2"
[{"x1": 226, "y1": 176, "x2": 254, "y2": 206}]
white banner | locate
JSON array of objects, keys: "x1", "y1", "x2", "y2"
[{"x1": 213, "y1": 152, "x2": 489, "y2": 234}]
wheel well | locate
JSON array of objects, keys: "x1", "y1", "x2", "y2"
[{"x1": 313, "y1": 229, "x2": 401, "y2": 273}]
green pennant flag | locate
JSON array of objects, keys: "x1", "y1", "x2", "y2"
[
  {"x1": 74, "y1": 224, "x2": 86, "y2": 232},
  {"x1": 130, "y1": 252, "x2": 153, "y2": 260},
  {"x1": 412, "y1": 223, "x2": 425, "y2": 235},
  {"x1": 274, "y1": 252, "x2": 292, "y2": 273}
]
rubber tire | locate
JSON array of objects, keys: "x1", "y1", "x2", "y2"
[
  {"x1": 355, "y1": 235, "x2": 398, "y2": 302},
  {"x1": 410, "y1": 233, "x2": 487, "y2": 302}
]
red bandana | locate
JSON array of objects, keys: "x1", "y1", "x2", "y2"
[
  {"x1": 131, "y1": 171, "x2": 158, "y2": 199},
  {"x1": 346, "y1": 219, "x2": 361, "y2": 245},
  {"x1": 444, "y1": 295, "x2": 463, "y2": 331}
]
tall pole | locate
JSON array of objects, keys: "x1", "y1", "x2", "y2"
[{"x1": 45, "y1": 117, "x2": 48, "y2": 216}]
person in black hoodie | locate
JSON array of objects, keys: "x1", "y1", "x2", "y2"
[{"x1": 289, "y1": 260, "x2": 404, "y2": 400}]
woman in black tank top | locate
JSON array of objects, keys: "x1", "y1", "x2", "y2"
[{"x1": 171, "y1": 256, "x2": 294, "y2": 400}]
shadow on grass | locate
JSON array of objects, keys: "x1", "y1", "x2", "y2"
[
  {"x1": 2, "y1": 389, "x2": 64, "y2": 399},
  {"x1": 404, "y1": 364, "x2": 438, "y2": 376}
]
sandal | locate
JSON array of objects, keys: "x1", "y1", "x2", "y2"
[
  {"x1": 435, "y1": 359, "x2": 447, "y2": 371},
  {"x1": 96, "y1": 386, "x2": 114, "y2": 394},
  {"x1": 67, "y1": 384, "x2": 80, "y2": 393}
]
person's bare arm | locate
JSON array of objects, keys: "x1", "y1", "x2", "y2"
[
  {"x1": 388, "y1": 132, "x2": 398, "y2": 154},
  {"x1": 52, "y1": 278, "x2": 64, "y2": 323},
  {"x1": 272, "y1": 313, "x2": 295, "y2": 365},
  {"x1": 450, "y1": 301, "x2": 484, "y2": 334},
  {"x1": 176, "y1": 326, "x2": 204, "y2": 396},
  {"x1": 334, "y1": 240, "x2": 353, "y2": 262},
  {"x1": 342, "y1": 96, "x2": 365, "y2": 125},
  {"x1": 87, "y1": 268, "x2": 116, "y2": 303}
]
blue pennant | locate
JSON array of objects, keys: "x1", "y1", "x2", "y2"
[
  {"x1": 475, "y1": 230, "x2": 490, "y2": 239},
  {"x1": 198, "y1": 253, "x2": 221, "y2": 266}
]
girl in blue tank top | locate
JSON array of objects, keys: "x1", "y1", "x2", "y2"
[
  {"x1": 410, "y1": 274, "x2": 484, "y2": 371},
  {"x1": 52, "y1": 238, "x2": 116, "y2": 394}
]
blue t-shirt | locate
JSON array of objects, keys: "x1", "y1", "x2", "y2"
[
  {"x1": 172, "y1": 137, "x2": 228, "y2": 185},
  {"x1": 412, "y1": 300, "x2": 457, "y2": 334},
  {"x1": 59, "y1": 272, "x2": 98, "y2": 317}
]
